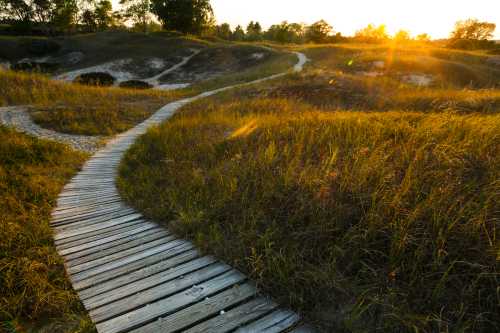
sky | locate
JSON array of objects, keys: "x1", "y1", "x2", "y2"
[
  {"x1": 112, "y1": 0, "x2": 500, "y2": 39},
  {"x1": 211, "y1": 0, "x2": 500, "y2": 39}
]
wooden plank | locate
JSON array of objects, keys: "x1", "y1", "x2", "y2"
[
  {"x1": 54, "y1": 213, "x2": 143, "y2": 241},
  {"x1": 83, "y1": 257, "x2": 215, "y2": 310},
  {"x1": 56, "y1": 196, "x2": 122, "y2": 208},
  {"x1": 52, "y1": 206, "x2": 133, "y2": 226},
  {"x1": 95, "y1": 270, "x2": 246, "y2": 333},
  {"x1": 64, "y1": 228, "x2": 167, "y2": 262},
  {"x1": 131, "y1": 284, "x2": 261, "y2": 333},
  {"x1": 54, "y1": 197, "x2": 122, "y2": 213},
  {"x1": 52, "y1": 202, "x2": 124, "y2": 219},
  {"x1": 57, "y1": 189, "x2": 116, "y2": 199},
  {"x1": 67, "y1": 236, "x2": 177, "y2": 274},
  {"x1": 58, "y1": 224, "x2": 158, "y2": 255},
  {"x1": 79, "y1": 249, "x2": 201, "y2": 300},
  {"x1": 70, "y1": 240, "x2": 189, "y2": 284},
  {"x1": 183, "y1": 296, "x2": 278, "y2": 333},
  {"x1": 73, "y1": 243, "x2": 195, "y2": 291},
  {"x1": 234, "y1": 309, "x2": 300, "y2": 333},
  {"x1": 53, "y1": 209, "x2": 138, "y2": 232},
  {"x1": 89, "y1": 263, "x2": 232, "y2": 322},
  {"x1": 55, "y1": 220, "x2": 148, "y2": 247}
]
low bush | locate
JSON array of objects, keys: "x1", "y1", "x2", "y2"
[
  {"x1": 74, "y1": 72, "x2": 116, "y2": 86},
  {"x1": 11, "y1": 61, "x2": 59, "y2": 73},
  {"x1": 119, "y1": 80, "x2": 153, "y2": 89}
]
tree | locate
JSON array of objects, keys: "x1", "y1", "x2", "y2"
[
  {"x1": 151, "y1": 0, "x2": 214, "y2": 35},
  {"x1": 393, "y1": 29, "x2": 411, "y2": 42},
  {"x1": 51, "y1": 0, "x2": 78, "y2": 32},
  {"x1": 265, "y1": 21, "x2": 305, "y2": 44},
  {"x1": 215, "y1": 22, "x2": 232, "y2": 40},
  {"x1": 246, "y1": 20, "x2": 262, "y2": 41},
  {"x1": 232, "y1": 24, "x2": 245, "y2": 41},
  {"x1": 306, "y1": 19, "x2": 332, "y2": 43},
  {"x1": 416, "y1": 33, "x2": 431, "y2": 42},
  {"x1": 355, "y1": 23, "x2": 389, "y2": 43},
  {"x1": 81, "y1": 8, "x2": 96, "y2": 31},
  {"x1": 451, "y1": 18, "x2": 496, "y2": 40},
  {"x1": 94, "y1": 0, "x2": 113, "y2": 30},
  {"x1": 0, "y1": 0, "x2": 36, "y2": 23},
  {"x1": 120, "y1": 0, "x2": 150, "y2": 33}
]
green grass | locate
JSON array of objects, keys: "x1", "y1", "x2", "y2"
[
  {"x1": 117, "y1": 44, "x2": 499, "y2": 332},
  {"x1": 0, "y1": 126, "x2": 94, "y2": 333}
]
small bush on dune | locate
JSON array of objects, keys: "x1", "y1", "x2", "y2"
[
  {"x1": 74, "y1": 72, "x2": 116, "y2": 86},
  {"x1": 11, "y1": 62, "x2": 59, "y2": 73},
  {"x1": 119, "y1": 80, "x2": 153, "y2": 90}
]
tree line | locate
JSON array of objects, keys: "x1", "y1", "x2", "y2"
[{"x1": 0, "y1": 0, "x2": 496, "y2": 50}]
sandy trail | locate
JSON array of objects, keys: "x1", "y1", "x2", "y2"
[
  {"x1": 145, "y1": 49, "x2": 201, "y2": 86},
  {"x1": 0, "y1": 106, "x2": 102, "y2": 153},
  {"x1": 54, "y1": 50, "x2": 200, "y2": 88}
]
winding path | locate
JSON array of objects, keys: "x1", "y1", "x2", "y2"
[{"x1": 51, "y1": 52, "x2": 312, "y2": 333}]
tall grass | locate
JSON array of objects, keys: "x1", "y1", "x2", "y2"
[
  {"x1": 0, "y1": 70, "x2": 188, "y2": 135},
  {"x1": 0, "y1": 126, "x2": 94, "y2": 332},
  {"x1": 303, "y1": 44, "x2": 500, "y2": 88},
  {"x1": 118, "y1": 96, "x2": 499, "y2": 332}
]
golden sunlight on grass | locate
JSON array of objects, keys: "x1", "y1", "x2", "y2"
[{"x1": 229, "y1": 119, "x2": 259, "y2": 139}]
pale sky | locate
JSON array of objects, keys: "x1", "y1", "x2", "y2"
[{"x1": 113, "y1": 0, "x2": 500, "y2": 39}]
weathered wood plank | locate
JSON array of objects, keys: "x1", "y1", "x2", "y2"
[
  {"x1": 67, "y1": 236, "x2": 177, "y2": 274},
  {"x1": 63, "y1": 228, "x2": 167, "y2": 262},
  {"x1": 54, "y1": 213, "x2": 143, "y2": 241},
  {"x1": 234, "y1": 309, "x2": 300, "y2": 333},
  {"x1": 131, "y1": 284, "x2": 261, "y2": 333},
  {"x1": 55, "y1": 220, "x2": 148, "y2": 247},
  {"x1": 70, "y1": 240, "x2": 189, "y2": 284},
  {"x1": 79, "y1": 249, "x2": 201, "y2": 300},
  {"x1": 58, "y1": 224, "x2": 158, "y2": 255},
  {"x1": 95, "y1": 270, "x2": 246, "y2": 333},
  {"x1": 183, "y1": 296, "x2": 278, "y2": 333},
  {"x1": 89, "y1": 263, "x2": 232, "y2": 322},
  {"x1": 52, "y1": 206, "x2": 134, "y2": 227}
]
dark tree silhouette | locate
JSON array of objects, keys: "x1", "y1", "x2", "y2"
[
  {"x1": 151, "y1": 0, "x2": 214, "y2": 35},
  {"x1": 451, "y1": 19, "x2": 496, "y2": 41}
]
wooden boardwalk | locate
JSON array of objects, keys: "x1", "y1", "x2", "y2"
[{"x1": 51, "y1": 54, "x2": 314, "y2": 332}]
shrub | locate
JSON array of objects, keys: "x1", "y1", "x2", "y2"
[
  {"x1": 11, "y1": 62, "x2": 59, "y2": 73},
  {"x1": 74, "y1": 72, "x2": 116, "y2": 86},
  {"x1": 119, "y1": 80, "x2": 153, "y2": 89}
]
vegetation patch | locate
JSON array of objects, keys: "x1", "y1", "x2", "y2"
[
  {"x1": 119, "y1": 80, "x2": 153, "y2": 90},
  {"x1": 0, "y1": 126, "x2": 94, "y2": 332},
  {"x1": 11, "y1": 61, "x2": 59, "y2": 73},
  {"x1": 74, "y1": 72, "x2": 116, "y2": 86}
]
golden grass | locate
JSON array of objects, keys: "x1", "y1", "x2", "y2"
[
  {"x1": 118, "y1": 94, "x2": 499, "y2": 332},
  {"x1": 0, "y1": 126, "x2": 94, "y2": 332},
  {"x1": 0, "y1": 70, "x2": 188, "y2": 135}
]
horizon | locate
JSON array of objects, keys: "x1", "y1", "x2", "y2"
[{"x1": 112, "y1": 0, "x2": 500, "y2": 39}]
